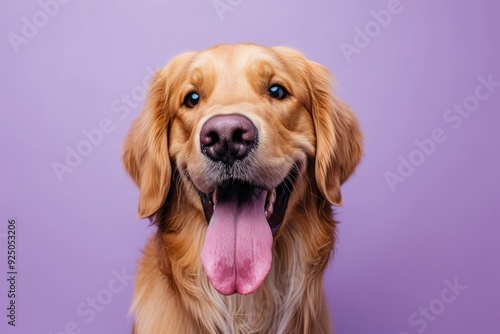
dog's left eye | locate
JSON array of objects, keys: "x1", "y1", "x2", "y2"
[
  {"x1": 268, "y1": 84, "x2": 288, "y2": 100},
  {"x1": 184, "y1": 92, "x2": 200, "y2": 108}
]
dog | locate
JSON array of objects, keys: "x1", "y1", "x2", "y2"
[{"x1": 123, "y1": 43, "x2": 362, "y2": 333}]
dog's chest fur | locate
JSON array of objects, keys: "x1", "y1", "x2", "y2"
[{"x1": 132, "y1": 205, "x2": 334, "y2": 334}]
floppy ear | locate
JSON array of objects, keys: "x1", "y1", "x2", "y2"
[
  {"x1": 123, "y1": 52, "x2": 196, "y2": 218},
  {"x1": 309, "y1": 62, "x2": 363, "y2": 206},
  {"x1": 123, "y1": 70, "x2": 172, "y2": 218}
]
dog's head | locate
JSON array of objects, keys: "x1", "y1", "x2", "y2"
[{"x1": 123, "y1": 43, "x2": 362, "y2": 295}]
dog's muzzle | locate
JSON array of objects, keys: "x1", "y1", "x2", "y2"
[{"x1": 197, "y1": 114, "x2": 293, "y2": 296}]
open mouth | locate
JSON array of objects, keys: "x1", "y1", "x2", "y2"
[
  {"x1": 198, "y1": 176, "x2": 293, "y2": 235},
  {"x1": 197, "y1": 173, "x2": 294, "y2": 295}
]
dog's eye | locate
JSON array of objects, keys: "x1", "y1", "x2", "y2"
[
  {"x1": 268, "y1": 84, "x2": 288, "y2": 100},
  {"x1": 184, "y1": 92, "x2": 200, "y2": 108},
  {"x1": 268, "y1": 84, "x2": 288, "y2": 99}
]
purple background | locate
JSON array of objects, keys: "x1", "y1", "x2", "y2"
[{"x1": 1, "y1": 0, "x2": 499, "y2": 333}]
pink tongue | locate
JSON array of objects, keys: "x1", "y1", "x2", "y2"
[{"x1": 201, "y1": 189, "x2": 273, "y2": 295}]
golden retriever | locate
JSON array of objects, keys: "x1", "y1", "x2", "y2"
[{"x1": 123, "y1": 43, "x2": 362, "y2": 333}]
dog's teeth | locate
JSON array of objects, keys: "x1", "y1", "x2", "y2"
[
  {"x1": 264, "y1": 189, "x2": 276, "y2": 219},
  {"x1": 266, "y1": 188, "x2": 276, "y2": 205},
  {"x1": 266, "y1": 202, "x2": 273, "y2": 212},
  {"x1": 212, "y1": 192, "x2": 217, "y2": 205},
  {"x1": 265, "y1": 201, "x2": 273, "y2": 216}
]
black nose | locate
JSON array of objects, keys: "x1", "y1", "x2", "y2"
[{"x1": 200, "y1": 114, "x2": 258, "y2": 164}]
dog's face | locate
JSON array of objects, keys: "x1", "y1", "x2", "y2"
[{"x1": 123, "y1": 44, "x2": 362, "y2": 296}]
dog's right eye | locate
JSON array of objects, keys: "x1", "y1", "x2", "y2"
[
  {"x1": 268, "y1": 84, "x2": 288, "y2": 100},
  {"x1": 184, "y1": 92, "x2": 200, "y2": 108}
]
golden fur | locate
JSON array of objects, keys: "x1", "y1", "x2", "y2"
[{"x1": 123, "y1": 43, "x2": 362, "y2": 333}]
